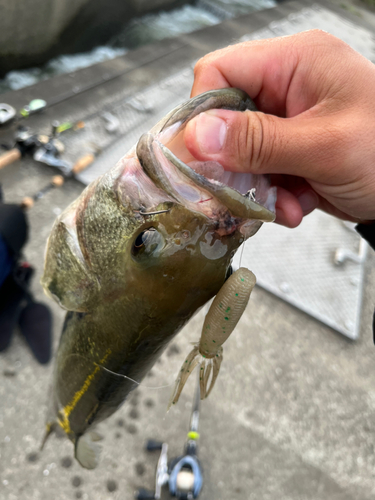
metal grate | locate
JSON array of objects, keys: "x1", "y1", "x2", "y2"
[{"x1": 233, "y1": 212, "x2": 368, "y2": 339}]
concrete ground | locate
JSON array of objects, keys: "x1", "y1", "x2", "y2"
[{"x1": 1, "y1": 1, "x2": 375, "y2": 499}]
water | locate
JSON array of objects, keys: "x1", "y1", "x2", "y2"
[
  {"x1": 0, "y1": 0, "x2": 276, "y2": 95},
  {"x1": 111, "y1": 4, "x2": 220, "y2": 50},
  {"x1": 0, "y1": 46, "x2": 127, "y2": 94}
]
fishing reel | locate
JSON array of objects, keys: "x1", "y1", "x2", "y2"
[
  {"x1": 135, "y1": 439, "x2": 203, "y2": 500},
  {"x1": 135, "y1": 372, "x2": 204, "y2": 500},
  {"x1": 0, "y1": 123, "x2": 71, "y2": 174}
]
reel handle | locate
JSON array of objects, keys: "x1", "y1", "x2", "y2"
[
  {"x1": 146, "y1": 440, "x2": 164, "y2": 452},
  {"x1": 134, "y1": 488, "x2": 155, "y2": 500}
]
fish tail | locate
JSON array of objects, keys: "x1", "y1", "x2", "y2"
[{"x1": 75, "y1": 431, "x2": 103, "y2": 469}]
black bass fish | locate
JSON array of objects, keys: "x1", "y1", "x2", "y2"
[{"x1": 41, "y1": 88, "x2": 276, "y2": 468}]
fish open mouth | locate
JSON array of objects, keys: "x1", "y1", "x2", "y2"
[{"x1": 136, "y1": 89, "x2": 276, "y2": 229}]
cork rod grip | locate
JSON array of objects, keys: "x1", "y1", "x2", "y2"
[
  {"x1": 72, "y1": 153, "x2": 95, "y2": 174},
  {"x1": 0, "y1": 149, "x2": 21, "y2": 170}
]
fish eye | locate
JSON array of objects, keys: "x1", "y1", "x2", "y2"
[
  {"x1": 132, "y1": 228, "x2": 164, "y2": 258},
  {"x1": 134, "y1": 230, "x2": 152, "y2": 248}
]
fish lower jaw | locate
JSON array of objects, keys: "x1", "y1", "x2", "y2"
[
  {"x1": 152, "y1": 139, "x2": 276, "y2": 224},
  {"x1": 137, "y1": 131, "x2": 276, "y2": 224}
]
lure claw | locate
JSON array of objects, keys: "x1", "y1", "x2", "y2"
[{"x1": 169, "y1": 268, "x2": 255, "y2": 408}]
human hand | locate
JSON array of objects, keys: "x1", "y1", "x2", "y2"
[{"x1": 183, "y1": 30, "x2": 375, "y2": 227}]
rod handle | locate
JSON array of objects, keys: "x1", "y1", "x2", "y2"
[
  {"x1": 51, "y1": 175, "x2": 65, "y2": 187},
  {"x1": 134, "y1": 488, "x2": 155, "y2": 500},
  {"x1": 72, "y1": 153, "x2": 95, "y2": 174},
  {"x1": 21, "y1": 197, "x2": 34, "y2": 210},
  {"x1": 0, "y1": 148, "x2": 21, "y2": 169},
  {"x1": 20, "y1": 175, "x2": 65, "y2": 210},
  {"x1": 146, "y1": 440, "x2": 164, "y2": 452}
]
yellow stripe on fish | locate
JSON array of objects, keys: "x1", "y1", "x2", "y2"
[{"x1": 57, "y1": 349, "x2": 111, "y2": 435}]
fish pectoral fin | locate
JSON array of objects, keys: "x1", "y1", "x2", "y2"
[{"x1": 75, "y1": 432, "x2": 102, "y2": 469}]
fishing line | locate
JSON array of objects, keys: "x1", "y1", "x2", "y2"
[
  {"x1": 96, "y1": 363, "x2": 174, "y2": 390},
  {"x1": 64, "y1": 353, "x2": 175, "y2": 391},
  {"x1": 239, "y1": 240, "x2": 246, "y2": 268}
]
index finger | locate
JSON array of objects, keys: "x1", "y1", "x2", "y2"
[{"x1": 191, "y1": 31, "x2": 340, "y2": 118}]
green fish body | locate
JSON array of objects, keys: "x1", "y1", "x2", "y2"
[{"x1": 41, "y1": 89, "x2": 276, "y2": 468}]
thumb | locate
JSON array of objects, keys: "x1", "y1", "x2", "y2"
[{"x1": 183, "y1": 108, "x2": 344, "y2": 182}]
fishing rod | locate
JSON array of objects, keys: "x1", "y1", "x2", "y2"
[
  {"x1": 0, "y1": 120, "x2": 85, "y2": 172},
  {"x1": 0, "y1": 51, "x2": 191, "y2": 186},
  {"x1": 0, "y1": 50, "x2": 184, "y2": 173},
  {"x1": 19, "y1": 144, "x2": 95, "y2": 210},
  {"x1": 0, "y1": 115, "x2": 124, "y2": 183},
  {"x1": 136, "y1": 370, "x2": 204, "y2": 500},
  {"x1": 0, "y1": 125, "x2": 95, "y2": 213},
  {"x1": 0, "y1": 76, "x2": 133, "y2": 173},
  {"x1": 20, "y1": 175, "x2": 65, "y2": 210}
]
